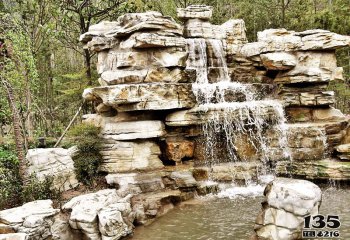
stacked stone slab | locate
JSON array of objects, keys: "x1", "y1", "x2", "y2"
[
  {"x1": 81, "y1": 12, "x2": 199, "y2": 172},
  {"x1": 81, "y1": 6, "x2": 350, "y2": 182},
  {"x1": 234, "y1": 28, "x2": 350, "y2": 180}
]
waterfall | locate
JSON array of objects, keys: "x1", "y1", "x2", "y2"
[
  {"x1": 186, "y1": 38, "x2": 208, "y2": 85},
  {"x1": 186, "y1": 38, "x2": 290, "y2": 171}
]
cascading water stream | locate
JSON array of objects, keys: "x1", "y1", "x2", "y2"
[{"x1": 186, "y1": 38, "x2": 290, "y2": 178}]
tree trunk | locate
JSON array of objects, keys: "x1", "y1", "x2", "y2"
[
  {"x1": 281, "y1": 0, "x2": 285, "y2": 27},
  {"x1": 1, "y1": 79, "x2": 27, "y2": 183},
  {"x1": 84, "y1": 48, "x2": 92, "y2": 85}
]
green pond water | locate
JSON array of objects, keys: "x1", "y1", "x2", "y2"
[{"x1": 131, "y1": 185, "x2": 350, "y2": 240}]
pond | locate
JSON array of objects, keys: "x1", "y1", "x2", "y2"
[{"x1": 131, "y1": 183, "x2": 350, "y2": 240}]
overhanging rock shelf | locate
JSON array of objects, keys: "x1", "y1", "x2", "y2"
[{"x1": 81, "y1": 5, "x2": 350, "y2": 182}]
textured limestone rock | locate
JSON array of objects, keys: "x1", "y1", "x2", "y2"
[
  {"x1": 165, "y1": 101, "x2": 284, "y2": 126},
  {"x1": 277, "y1": 159, "x2": 350, "y2": 181},
  {"x1": 169, "y1": 171, "x2": 198, "y2": 189},
  {"x1": 51, "y1": 215, "x2": 83, "y2": 240},
  {"x1": 25, "y1": 148, "x2": 78, "y2": 191},
  {"x1": 63, "y1": 189, "x2": 134, "y2": 240},
  {"x1": 0, "y1": 224, "x2": 15, "y2": 234},
  {"x1": 285, "y1": 107, "x2": 345, "y2": 122},
  {"x1": 255, "y1": 178, "x2": 322, "y2": 240},
  {"x1": 100, "y1": 69, "x2": 148, "y2": 85},
  {"x1": 0, "y1": 233, "x2": 28, "y2": 240},
  {"x1": 96, "y1": 47, "x2": 187, "y2": 73},
  {"x1": 83, "y1": 83, "x2": 196, "y2": 111},
  {"x1": 260, "y1": 52, "x2": 297, "y2": 70},
  {"x1": 145, "y1": 68, "x2": 195, "y2": 83},
  {"x1": 120, "y1": 32, "x2": 186, "y2": 49},
  {"x1": 80, "y1": 21, "x2": 119, "y2": 42},
  {"x1": 240, "y1": 29, "x2": 350, "y2": 57},
  {"x1": 0, "y1": 200, "x2": 59, "y2": 240},
  {"x1": 81, "y1": 12, "x2": 183, "y2": 43},
  {"x1": 193, "y1": 162, "x2": 262, "y2": 182},
  {"x1": 163, "y1": 139, "x2": 194, "y2": 163},
  {"x1": 274, "y1": 52, "x2": 341, "y2": 84},
  {"x1": 177, "y1": 5, "x2": 213, "y2": 20},
  {"x1": 280, "y1": 91, "x2": 335, "y2": 107},
  {"x1": 125, "y1": 47, "x2": 186, "y2": 68},
  {"x1": 267, "y1": 122, "x2": 332, "y2": 161},
  {"x1": 105, "y1": 12, "x2": 183, "y2": 38},
  {"x1": 99, "y1": 140, "x2": 163, "y2": 173},
  {"x1": 183, "y1": 19, "x2": 223, "y2": 39},
  {"x1": 84, "y1": 116, "x2": 165, "y2": 141},
  {"x1": 196, "y1": 181, "x2": 219, "y2": 195},
  {"x1": 99, "y1": 120, "x2": 165, "y2": 140},
  {"x1": 105, "y1": 172, "x2": 165, "y2": 197},
  {"x1": 222, "y1": 19, "x2": 248, "y2": 55},
  {"x1": 98, "y1": 202, "x2": 134, "y2": 239},
  {"x1": 335, "y1": 143, "x2": 350, "y2": 160},
  {"x1": 132, "y1": 190, "x2": 182, "y2": 225},
  {"x1": 99, "y1": 68, "x2": 195, "y2": 85},
  {"x1": 85, "y1": 36, "x2": 119, "y2": 52}
]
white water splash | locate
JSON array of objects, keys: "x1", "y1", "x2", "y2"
[{"x1": 217, "y1": 175, "x2": 275, "y2": 199}]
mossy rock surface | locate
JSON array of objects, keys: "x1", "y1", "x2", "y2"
[{"x1": 276, "y1": 159, "x2": 350, "y2": 181}]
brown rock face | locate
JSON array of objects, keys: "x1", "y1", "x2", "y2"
[{"x1": 164, "y1": 139, "x2": 194, "y2": 164}]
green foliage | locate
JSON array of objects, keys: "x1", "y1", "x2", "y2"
[
  {"x1": 328, "y1": 79, "x2": 350, "y2": 113},
  {"x1": 66, "y1": 123, "x2": 101, "y2": 185},
  {"x1": 21, "y1": 174, "x2": 57, "y2": 203},
  {"x1": 0, "y1": 145, "x2": 58, "y2": 209},
  {"x1": 0, "y1": 145, "x2": 21, "y2": 209}
]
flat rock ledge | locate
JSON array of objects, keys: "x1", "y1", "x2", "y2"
[
  {"x1": 254, "y1": 178, "x2": 322, "y2": 240},
  {"x1": 83, "y1": 83, "x2": 196, "y2": 111}
]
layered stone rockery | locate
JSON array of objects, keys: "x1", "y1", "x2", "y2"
[
  {"x1": 79, "y1": 6, "x2": 254, "y2": 173},
  {"x1": 233, "y1": 27, "x2": 350, "y2": 180},
  {"x1": 80, "y1": 5, "x2": 350, "y2": 182}
]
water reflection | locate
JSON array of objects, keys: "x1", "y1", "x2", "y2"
[{"x1": 131, "y1": 186, "x2": 350, "y2": 240}]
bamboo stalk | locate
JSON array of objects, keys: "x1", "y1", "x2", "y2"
[{"x1": 54, "y1": 101, "x2": 85, "y2": 148}]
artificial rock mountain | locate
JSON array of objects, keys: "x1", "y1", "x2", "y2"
[{"x1": 1, "y1": 5, "x2": 350, "y2": 240}]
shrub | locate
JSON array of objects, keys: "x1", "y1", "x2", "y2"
[
  {"x1": 21, "y1": 174, "x2": 58, "y2": 203},
  {"x1": 0, "y1": 145, "x2": 21, "y2": 209},
  {"x1": 0, "y1": 145, "x2": 58, "y2": 209},
  {"x1": 66, "y1": 123, "x2": 102, "y2": 185}
]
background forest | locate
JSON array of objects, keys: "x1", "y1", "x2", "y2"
[{"x1": 0, "y1": 0, "x2": 349, "y2": 208}]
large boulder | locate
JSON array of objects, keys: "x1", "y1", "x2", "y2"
[
  {"x1": 255, "y1": 178, "x2": 322, "y2": 240},
  {"x1": 25, "y1": 148, "x2": 79, "y2": 191},
  {"x1": 63, "y1": 189, "x2": 134, "y2": 240},
  {"x1": 0, "y1": 200, "x2": 59, "y2": 240},
  {"x1": 274, "y1": 52, "x2": 342, "y2": 84}
]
